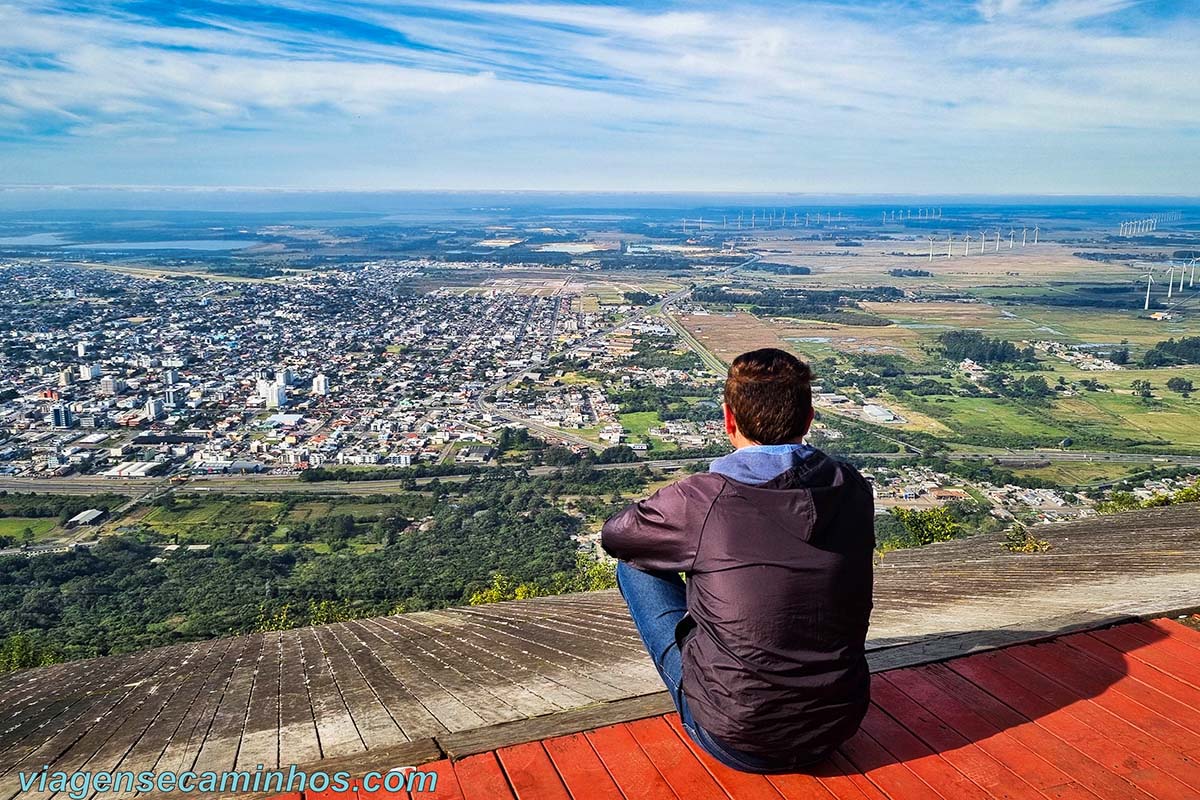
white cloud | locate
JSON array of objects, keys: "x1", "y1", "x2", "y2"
[{"x1": 0, "y1": 1, "x2": 1195, "y2": 192}]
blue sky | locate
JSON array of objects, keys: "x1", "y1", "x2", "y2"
[{"x1": 1, "y1": 0, "x2": 1197, "y2": 194}]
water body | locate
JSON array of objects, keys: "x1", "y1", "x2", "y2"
[
  {"x1": 0, "y1": 233, "x2": 69, "y2": 245},
  {"x1": 64, "y1": 239, "x2": 258, "y2": 251}
]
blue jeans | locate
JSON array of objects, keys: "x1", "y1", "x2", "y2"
[{"x1": 615, "y1": 561, "x2": 805, "y2": 774}]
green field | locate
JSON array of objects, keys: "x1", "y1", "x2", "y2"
[
  {"x1": 1009, "y1": 462, "x2": 1145, "y2": 486},
  {"x1": 0, "y1": 518, "x2": 57, "y2": 540},
  {"x1": 619, "y1": 411, "x2": 661, "y2": 440}
]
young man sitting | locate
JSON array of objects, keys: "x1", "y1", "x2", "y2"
[{"x1": 602, "y1": 347, "x2": 874, "y2": 773}]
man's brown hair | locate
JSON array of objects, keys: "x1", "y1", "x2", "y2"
[{"x1": 723, "y1": 348, "x2": 813, "y2": 444}]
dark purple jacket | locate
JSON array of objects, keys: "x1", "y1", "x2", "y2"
[{"x1": 601, "y1": 448, "x2": 874, "y2": 761}]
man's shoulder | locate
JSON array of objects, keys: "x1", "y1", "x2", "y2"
[{"x1": 663, "y1": 470, "x2": 728, "y2": 499}]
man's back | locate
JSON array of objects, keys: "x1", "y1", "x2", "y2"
[{"x1": 602, "y1": 447, "x2": 874, "y2": 763}]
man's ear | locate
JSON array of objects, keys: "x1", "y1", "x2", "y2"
[
  {"x1": 722, "y1": 403, "x2": 738, "y2": 437},
  {"x1": 803, "y1": 406, "x2": 815, "y2": 437}
]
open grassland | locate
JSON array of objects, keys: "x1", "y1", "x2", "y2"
[
  {"x1": 0, "y1": 518, "x2": 57, "y2": 540},
  {"x1": 739, "y1": 241, "x2": 1133, "y2": 289},
  {"x1": 618, "y1": 411, "x2": 664, "y2": 443},
  {"x1": 1008, "y1": 461, "x2": 1147, "y2": 486},
  {"x1": 679, "y1": 311, "x2": 924, "y2": 362}
]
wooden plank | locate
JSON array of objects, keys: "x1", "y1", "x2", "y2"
[
  {"x1": 297, "y1": 625, "x2": 365, "y2": 760},
  {"x1": 75, "y1": 640, "x2": 229, "y2": 797},
  {"x1": 810, "y1": 751, "x2": 891, "y2": 800},
  {"x1": 662, "y1": 716, "x2": 786, "y2": 800},
  {"x1": 331, "y1": 620, "x2": 453, "y2": 739},
  {"x1": 1088, "y1": 626, "x2": 1200, "y2": 691},
  {"x1": 277, "y1": 629, "x2": 323, "y2": 767},
  {"x1": 238, "y1": 630, "x2": 282, "y2": 770},
  {"x1": 1005, "y1": 640, "x2": 1200, "y2": 755},
  {"x1": 368, "y1": 616, "x2": 543, "y2": 724},
  {"x1": 452, "y1": 753, "x2": 517, "y2": 800},
  {"x1": 1000, "y1": 643, "x2": 1200, "y2": 789},
  {"x1": 0, "y1": 646, "x2": 175, "y2": 777},
  {"x1": 871, "y1": 674, "x2": 1059, "y2": 800},
  {"x1": 585, "y1": 722, "x2": 680, "y2": 799},
  {"x1": 1145, "y1": 618, "x2": 1200, "y2": 651},
  {"x1": 347, "y1": 618, "x2": 488, "y2": 732},
  {"x1": 866, "y1": 611, "x2": 1141, "y2": 674},
  {"x1": 495, "y1": 741, "x2": 571, "y2": 800},
  {"x1": 919, "y1": 662, "x2": 1154, "y2": 800},
  {"x1": 1061, "y1": 632, "x2": 1200, "y2": 718},
  {"x1": 948, "y1": 652, "x2": 1198, "y2": 800},
  {"x1": 439, "y1": 692, "x2": 673, "y2": 761},
  {"x1": 0, "y1": 645, "x2": 184, "y2": 792},
  {"x1": 454, "y1": 605, "x2": 659, "y2": 692},
  {"x1": 101, "y1": 640, "x2": 237, "y2": 799},
  {"x1": 413, "y1": 609, "x2": 624, "y2": 706},
  {"x1": 624, "y1": 717, "x2": 736, "y2": 800},
  {"x1": 145, "y1": 635, "x2": 252, "y2": 776},
  {"x1": 541, "y1": 732, "x2": 626, "y2": 800},
  {"x1": 312, "y1": 625, "x2": 408, "y2": 749},
  {"x1": 192, "y1": 631, "x2": 265, "y2": 772},
  {"x1": 836, "y1": 727, "x2": 944, "y2": 800},
  {"x1": 882, "y1": 667, "x2": 1098, "y2": 799},
  {"x1": 857, "y1": 702, "x2": 990, "y2": 800},
  {"x1": 2, "y1": 646, "x2": 203, "y2": 800}
]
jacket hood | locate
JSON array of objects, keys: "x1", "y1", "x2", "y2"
[{"x1": 709, "y1": 444, "x2": 841, "y2": 490}]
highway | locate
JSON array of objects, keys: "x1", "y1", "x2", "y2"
[{"x1": 5, "y1": 449, "x2": 1200, "y2": 497}]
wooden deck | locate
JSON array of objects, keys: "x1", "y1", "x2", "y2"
[
  {"x1": 270, "y1": 617, "x2": 1200, "y2": 800},
  {"x1": 0, "y1": 504, "x2": 1198, "y2": 799}
]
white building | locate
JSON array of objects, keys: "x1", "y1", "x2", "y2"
[
  {"x1": 266, "y1": 383, "x2": 288, "y2": 409},
  {"x1": 312, "y1": 374, "x2": 330, "y2": 396}
]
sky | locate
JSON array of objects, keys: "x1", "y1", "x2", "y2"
[{"x1": 1, "y1": 0, "x2": 1198, "y2": 196}]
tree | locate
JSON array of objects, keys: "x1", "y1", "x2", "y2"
[
  {"x1": 1110, "y1": 347, "x2": 1130, "y2": 365},
  {"x1": 888, "y1": 507, "x2": 962, "y2": 547},
  {"x1": 1166, "y1": 377, "x2": 1193, "y2": 395},
  {"x1": 1130, "y1": 379, "x2": 1153, "y2": 398}
]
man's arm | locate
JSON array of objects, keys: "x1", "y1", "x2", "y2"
[{"x1": 601, "y1": 473, "x2": 724, "y2": 572}]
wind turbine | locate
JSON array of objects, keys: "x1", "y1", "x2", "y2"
[
  {"x1": 928, "y1": 236, "x2": 937, "y2": 263},
  {"x1": 1008, "y1": 228, "x2": 1015, "y2": 249},
  {"x1": 1191, "y1": 257, "x2": 1198, "y2": 287},
  {"x1": 995, "y1": 230, "x2": 1001, "y2": 252},
  {"x1": 963, "y1": 233, "x2": 972, "y2": 256},
  {"x1": 979, "y1": 230, "x2": 987, "y2": 254},
  {"x1": 1033, "y1": 225, "x2": 1040, "y2": 244},
  {"x1": 946, "y1": 235, "x2": 953, "y2": 258},
  {"x1": 1180, "y1": 264, "x2": 1186, "y2": 293},
  {"x1": 1167, "y1": 266, "x2": 1175, "y2": 299},
  {"x1": 1144, "y1": 272, "x2": 1154, "y2": 311},
  {"x1": 1022, "y1": 227, "x2": 1028, "y2": 246}
]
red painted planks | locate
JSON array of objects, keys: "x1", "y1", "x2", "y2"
[
  {"x1": 837, "y1": 726, "x2": 944, "y2": 800},
  {"x1": 1008, "y1": 639, "x2": 1200, "y2": 755},
  {"x1": 624, "y1": 717, "x2": 736, "y2": 800},
  {"x1": 873, "y1": 674, "x2": 1053, "y2": 799},
  {"x1": 949, "y1": 652, "x2": 1198, "y2": 800},
  {"x1": 662, "y1": 716, "x2": 787, "y2": 800},
  {"x1": 542, "y1": 731, "x2": 625, "y2": 800},
  {"x1": 1065, "y1": 632, "x2": 1200, "y2": 715},
  {"x1": 858, "y1": 702, "x2": 990, "y2": 800},
  {"x1": 453, "y1": 752, "x2": 518, "y2": 800},
  {"x1": 496, "y1": 741, "x2": 571, "y2": 800},
  {"x1": 885, "y1": 666, "x2": 1098, "y2": 800},
  {"x1": 586, "y1": 722, "x2": 680, "y2": 799},
  {"x1": 917, "y1": 662, "x2": 1151, "y2": 800},
  {"x1": 1127, "y1": 619, "x2": 1200, "y2": 655},
  {"x1": 1091, "y1": 626, "x2": 1200, "y2": 691}
]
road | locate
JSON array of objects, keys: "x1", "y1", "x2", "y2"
[{"x1": 5, "y1": 449, "x2": 1200, "y2": 497}]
